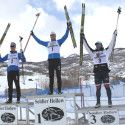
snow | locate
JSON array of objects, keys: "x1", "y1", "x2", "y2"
[
  {"x1": 0, "y1": 75, "x2": 125, "y2": 124},
  {"x1": 0, "y1": 74, "x2": 49, "y2": 92}
]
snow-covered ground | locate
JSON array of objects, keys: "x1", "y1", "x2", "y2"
[
  {"x1": 0, "y1": 75, "x2": 48, "y2": 94},
  {"x1": 0, "y1": 75, "x2": 125, "y2": 124}
]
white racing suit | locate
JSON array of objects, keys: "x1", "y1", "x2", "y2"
[{"x1": 83, "y1": 30, "x2": 117, "y2": 104}]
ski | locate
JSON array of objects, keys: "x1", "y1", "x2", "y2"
[
  {"x1": 0, "y1": 23, "x2": 11, "y2": 46},
  {"x1": 80, "y1": 3, "x2": 85, "y2": 66},
  {"x1": 110, "y1": 7, "x2": 121, "y2": 61},
  {"x1": 19, "y1": 36, "x2": 25, "y2": 85},
  {"x1": 64, "y1": 5, "x2": 77, "y2": 48}
]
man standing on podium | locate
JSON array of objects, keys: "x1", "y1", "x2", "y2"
[
  {"x1": 0, "y1": 42, "x2": 26, "y2": 103},
  {"x1": 82, "y1": 30, "x2": 117, "y2": 108},
  {"x1": 31, "y1": 23, "x2": 70, "y2": 95}
]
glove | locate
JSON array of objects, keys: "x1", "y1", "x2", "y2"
[
  {"x1": 67, "y1": 21, "x2": 72, "y2": 29},
  {"x1": 20, "y1": 49, "x2": 23, "y2": 53},
  {"x1": 114, "y1": 30, "x2": 117, "y2": 36},
  {"x1": 80, "y1": 32, "x2": 85, "y2": 39},
  {"x1": 30, "y1": 30, "x2": 34, "y2": 36}
]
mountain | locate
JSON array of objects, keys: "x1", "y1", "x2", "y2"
[{"x1": 0, "y1": 48, "x2": 125, "y2": 87}]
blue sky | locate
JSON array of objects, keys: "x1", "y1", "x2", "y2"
[
  {"x1": 0, "y1": 0, "x2": 125, "y2": 62},
  {"x1": 29, "y1": 0, "x2": 124, "y2": 16},
  {"x1": 29, "y1": 0, "x2": 61, "y2": 17}
]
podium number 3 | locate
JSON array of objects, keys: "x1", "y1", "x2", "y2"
[{"x1": 90, "y1": 115, "x2": 96, "y2": 124}]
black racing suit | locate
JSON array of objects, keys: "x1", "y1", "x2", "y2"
[
  {"x1": 0, "y1": 51, "x2": 26, "y2": 101},
  {"x1": 48, "y1": 59, "x2": 62, "y2": 93},
  {"x1": 7, "y1": 71, "x2": 20, "y2": 101}
]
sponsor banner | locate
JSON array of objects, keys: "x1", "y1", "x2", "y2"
[
  {"x1": 88, "y1": 109, "x2": 119, "y2": 125},
  {"x1": 0, "y1": 105, "x2": 17, "y2": 125},
  {"x1": 34, "y1": 96, "x2": 66, "y2": 125}
]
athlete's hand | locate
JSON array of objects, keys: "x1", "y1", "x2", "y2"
[
  {"x1": 67, "y1": 21, "x2": 71, "y2": 29},
  {"x1": 30, "y1": 30, "x2": 34, "y2": 36},
  {"x1": 114, "y1": 30, "x2": 117, "y2": 36},
  {"x1": 81, "y1": 32, "x2": 85, "y2": 39},
  {"x1": 20, "y1": 49, "x2": 23, "y2": 53}
]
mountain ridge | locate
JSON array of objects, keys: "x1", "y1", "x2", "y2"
[{"x1": 0, "y1": 48, "x2": 125, "y2": 86}]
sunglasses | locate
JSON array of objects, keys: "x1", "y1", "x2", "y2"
[{"x1": 10, "y1": 46, "x2": 15, "y2": 47}]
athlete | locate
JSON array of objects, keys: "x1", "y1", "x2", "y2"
[
  {"x1": 31, "y1": 23, "x2": 70, "y2": 94},
  {"x1": 0, "y1": 42, "x2": 26, "y2": 103},
  {"x1": 82, "y1": 30, "x2": 117, "y2": 108}
]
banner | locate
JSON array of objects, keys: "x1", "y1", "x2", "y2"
[
  {"x1": 0, "y1": 105, "x2": 17, "y2": 125},
  {"x1": 34, "y1": 96, "x2": 66, "y2": 125},
  {"x1": 88, "y1": 109, "x2": 119, "y2": 125}
]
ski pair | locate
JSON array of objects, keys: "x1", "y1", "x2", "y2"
[{"x1": 64, "y1": 4, "x2": 85, "y2": 65}]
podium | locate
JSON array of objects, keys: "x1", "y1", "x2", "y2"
[
  {"x1": 76, "y1": 104, "x2": 125, "y2": 125},
  {"x1": 0, "y1": 104, "x2": 18, "y2": 125},
  {"x1": 0, "y1": 93, "x2": 83, "y2": 125},
  {"x1": 1, "y1": 94, "x2": 125, "y2": 125},
  {"x1": 26, "y1": 93, "x2": 84, "y2": 125}
]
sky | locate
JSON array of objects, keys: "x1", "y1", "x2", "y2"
[{"x1": 0, "y1": 0, "x2": 125, "y2": 62}]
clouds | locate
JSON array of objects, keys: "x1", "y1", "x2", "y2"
[
  {"x1": 53, "y1": 0, "x2": 76, "y2": 11},
  {"x1": 0, "y1": 0, "x2": 41, "y2": 61},
  {"x1": 72, "y1": 0, "x2": 125, "y2": 49},
  {"x1": 0, "y1": 0, "x2": 28, "y2": 19},
  {"x1": 0, "y1": 0, "x2": 125, "y2": 62}
]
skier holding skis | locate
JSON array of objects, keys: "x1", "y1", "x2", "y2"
[
  {"x1": 82, "y1": 30, "x2": 117, "y2": 108},
  {"x1": 0, "y1": 42, "x2": 26, "y2": 103},
  {"x1": 31, "y1": 23, "x2": 70, "y2": 95}
]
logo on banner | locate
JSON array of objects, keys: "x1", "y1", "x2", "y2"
[
  {"x1": 88, "y1": 109, "x2": 119, "y2": 125},
  {"x1": 101, "y1": 115, "x2": 115, "y2": 123},
  {"x1": 35, "y1": 97, "x2": 66, "y2": 124},
  {"x1": 42, "y1": 107, "x2": 64, "y2": 121},
  {"x1": 1, "y1": 112, "x2": 15, "y2": 123}
]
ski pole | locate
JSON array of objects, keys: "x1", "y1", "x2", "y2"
[
  {"x1": 110, "y1": 7, "x2": 121, "y2": 61},
  {"x1": 0, "y1": 23, "x2": 11, "y2": 47},
  {"x1": 19, "y1": 36, "x2": 25, "y2": 84},
  {"x1": 23, "y1": 13, "x2": 40, "y2": 52},
  {"x1": 116, "y1": 7, "x2": 121, "y2": 30}
]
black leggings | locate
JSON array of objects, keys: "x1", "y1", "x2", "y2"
[
  {"x1": 96, "y1": 84, "x2": 111, "y2": 103},
  {"x1": 94, "y1": 71, "x2": 111, "y2": 103},
  {"x1": 7, "y1": 71, "x2": 21, "y2": 101},
  {"x1": 48, "y1": 59, "x2": 62, "y2": 93}
]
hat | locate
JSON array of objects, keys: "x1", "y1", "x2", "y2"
[
  {"x1": 95, "y1": 41, "x2": 102, "y2": 45},
  {"x1": 50, "y1": 31, "x2": 56, "y2": 36},
  {"x1": 10, "y1": 42, "x2": 16, "y2": 47}
]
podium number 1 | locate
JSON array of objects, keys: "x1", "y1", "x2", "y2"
[{"x1": 37, "y1": 113, "x2": 41, "y2": 123}]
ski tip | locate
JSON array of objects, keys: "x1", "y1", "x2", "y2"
[
  {"x1": 83, "y1": 3, "x2": 85, "y2": 8},
  {"x1": 82, "y1": 3, "x2": 85, "y2": 8},
  {"x1": 73, "y1": 45, "x2": 77, "y2": 48}
]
